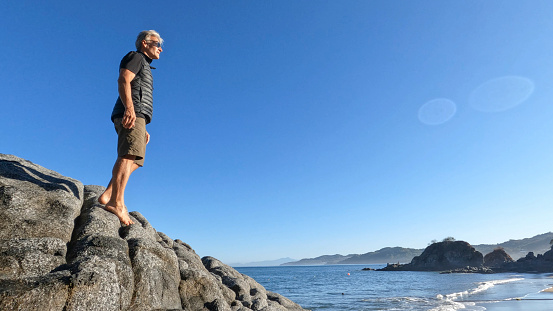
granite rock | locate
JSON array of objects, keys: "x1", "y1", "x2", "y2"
[
  {"x1": 0, "y1": 154, "x2": 308, "y2": 311},
  {"x1": 203, "y1": 256, "x2": 305, "y2": 311}
]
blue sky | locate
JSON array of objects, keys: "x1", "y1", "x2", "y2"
[{"x1": 2, "y1": 1, "x2": 553, "y2": 264}]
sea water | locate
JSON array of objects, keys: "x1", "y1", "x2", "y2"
[{"x1": 235, "y1": 265, "x2": 553, "y2": 311}]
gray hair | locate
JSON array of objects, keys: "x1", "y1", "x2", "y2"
[{"x1": 135, "y1": 30, "x2": 163, "y2": 51}]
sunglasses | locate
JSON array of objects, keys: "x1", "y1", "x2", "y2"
[{"x1": 146, "y1": 40, "x2": 162, "y2": 48}]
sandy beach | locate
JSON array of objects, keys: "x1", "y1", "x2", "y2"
[{"x1": 477, "y1": 290, "x2": 553, "y2": 311}]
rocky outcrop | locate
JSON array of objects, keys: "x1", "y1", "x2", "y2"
[
  {"x1": 473, "y1": 232, "x2": 553, "y2": 260},
  {"x1": 379, "y1": 240, "x2": 483, "y2": 271},
  {"x1": 439, "y1": 266, "x2": 494, "y2": 274},
  {"x1": 496, "y1": 247, "x2": 553, "y2": 273},
  {"x1": 483, "y1": 248, "x2": 513, "y2": 268},
  {"x1": 379, "y1": 238, "x2": 553, "y2": 273},
  {"x1": 0, "y1": 154, "x2": 307, "y2": 311}
]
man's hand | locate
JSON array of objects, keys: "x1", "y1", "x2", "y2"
[
  {"x1": 146, "y1": 131, "x2": 150, "y2": 144},
  {"x1": 122, "y1": 108, "x2": 136, "y2": 129}
]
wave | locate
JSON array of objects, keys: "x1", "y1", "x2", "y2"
[
  {"x1": 361, "y1": 296, "x2": 481, "y2": 311},
  {"x1": 429, "y1": 278, "x2": 524, "y2": 311}
]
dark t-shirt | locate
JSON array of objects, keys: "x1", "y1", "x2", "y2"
[
  {"x1": 120, "y1": 51, "x2": 145, "y2": 75},
  {"x1": 112, "y1": 51, "x2": 153, "y2": 121}
]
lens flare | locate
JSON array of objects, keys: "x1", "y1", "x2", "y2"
[
  {"x1": 418, "y1": 98, "x2": 457, "y2": 125},
  {"x1": 469, "y1": 76, "x2": 534, "y2": 112}
]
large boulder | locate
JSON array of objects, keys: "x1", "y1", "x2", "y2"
[
  {"x1": 122, "y1": 212, "x2": 181, "y2": 311},
  {"x1": 409, "y1": 240, "x2": 483, "y2": 271},
  {"x1": 62, "y1": 185, "x2": 134, "y2": 311},
  {"x1": 203, "y1": 257, "x2": 305, "y2": 311},
  {"x1": 0, "y1": 154, "x2": 308, "y2": 311},
  {"x1": 484, "y1": 248, "x2": 514, "y2": 268},
  {"x1": 0, "y1": 154, "x2": 83, "y2": 310},
  {"x1": 0, "y1": 154, "x2": 83, "y2": 242}
]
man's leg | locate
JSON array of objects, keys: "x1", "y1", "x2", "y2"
[
  {"x1": 99, "y1": 161, "x2": 140, "y2": 205},
  {"x1": 101, "y1": 155, "x2": 138, "y2": 225}
]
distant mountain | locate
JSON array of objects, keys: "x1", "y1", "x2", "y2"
[
  {"x1": 338, "y1": 247, "x2": 424, "y2": 265},
  {"x1": 230, "y1": 257, "x2": 297, "y2": 267},
  {"x1": 473, "y1": 232, "x2": 553, "y2": 260},
  {"x1": 283, "y1": 232, "x2": 553, "y2": 266},
  {"x1": 281, "y1": 254, "x2": 353, "y2": 266}
]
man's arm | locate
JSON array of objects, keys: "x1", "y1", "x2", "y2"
[{"x1": 118, "y1": 68, "x2": 137, "y2": 129}]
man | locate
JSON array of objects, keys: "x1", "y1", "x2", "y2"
[{"x1": 98, "y1": 30, "x2": 163, "y2": 225}]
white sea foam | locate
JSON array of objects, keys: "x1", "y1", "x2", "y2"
[
  {"x1": 428, "y1": 300, "x2": 486, "y2": 311},
  {"x1": 469, "y1": 278, "x2": 523, "y2": 296},
  {"x1": 430, "y1": 278, "x2": 524, "y2": 311},
  {"x1": 436, "y1": 278, "x2": 523, "y2": 301}
]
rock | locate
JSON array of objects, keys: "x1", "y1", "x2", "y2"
[
  {"x1": 0, "y1": 154, "x2": 82, "y2": 309},
  {"x1": 202, "y1": 257, "x2": 305, "y2": 311},
  {"x1": 523, "y1": 252, "x2": 537, "y2": 260},
  {"x1": 542, "y1": 246, "x2": 553, "y2": 261},
  {"x1": 266, "y1": 292, "x2": 305, "y2": 310},
  {"x1": 61, "y1": 185, "x2": 134, "y2": 311},
  {"x1": 410, "y1": 240, "x2": 483, "y2": 271},
  {"x1": 440, "y1": 266, "x2": 494, "y2": 274},
  {"x1": 173, "y1": 239, "x2": 237, "y2": 310},
  {"x1": 483, "y1": 248, "x2": 513, "y2": 268},
  {"x1": 496, "y1": 247, "x2": 553, "y2": 273},
  {"x1": 379, "y1": 240, "x2": 483, "y2": 272},
  {"x1": 179, "y1": 268, "x2": 232, "y2": 311},
  {"x1": 0, "y1": 270, "x2": 72, "y2": 311},
  {"x1": 0, "y1": 237, "x2": 66, "y2": 279},
  {"x1": 0, "y1": 154, "x2": 83, "y2": 281},
  {"x1": 379, "y1": 241, "x2": 553, "y2": 274},
  {"x1": 0, "y1": 154, "x2": 83, "y2": 242},
  {"x1": 123, "y1": 212, "x2": 181, "y2": 311},
  {"x1": 0, "y1": 154, "x2": 307, "y2": 311}
]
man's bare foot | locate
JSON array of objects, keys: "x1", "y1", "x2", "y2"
[
  {"x1": 98, "y1": 189, "x2": 111, "y2": 205},
  {"x1": 103, "y1": 203, "x2": 134, "y2": 225}
]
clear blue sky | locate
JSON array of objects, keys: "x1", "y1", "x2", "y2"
[{"x1": 3, "y1": 1, "x2": 553, "y2": 264}]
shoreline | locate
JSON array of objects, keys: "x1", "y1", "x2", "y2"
[{"x1": 477, "y1": 286, "x2": 553, "y2": 311}]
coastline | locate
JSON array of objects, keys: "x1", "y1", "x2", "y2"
[
  {"x1": 476, "y1": 282, "x2": 553, "y2": 311},
  {"x1": 477, "y1": 295, "x2": 553, "y2": 311}
]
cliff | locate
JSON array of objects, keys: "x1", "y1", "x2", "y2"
[{"x1": 0, "y1": 154, "x2": 306, "y2": 311}]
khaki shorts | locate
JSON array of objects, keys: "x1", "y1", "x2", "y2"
[{"x1": 114, "y1": 118, "x2": 147, "y2": 167}]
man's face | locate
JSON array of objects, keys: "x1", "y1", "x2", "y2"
[{"x1": 142, "y1": 37, "x2": 163, "y2": 59}]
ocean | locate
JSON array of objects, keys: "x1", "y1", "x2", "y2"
[{"x1": 235, "y1": 265, "x2": 553, "y2": 311}]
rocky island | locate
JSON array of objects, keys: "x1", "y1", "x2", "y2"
[
  {"x1": 0, "y1": 154, "x2": 307, "y2": 311},
  {"x1": 378, "y1": 238, "x2": 553, "y2": 273}
]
